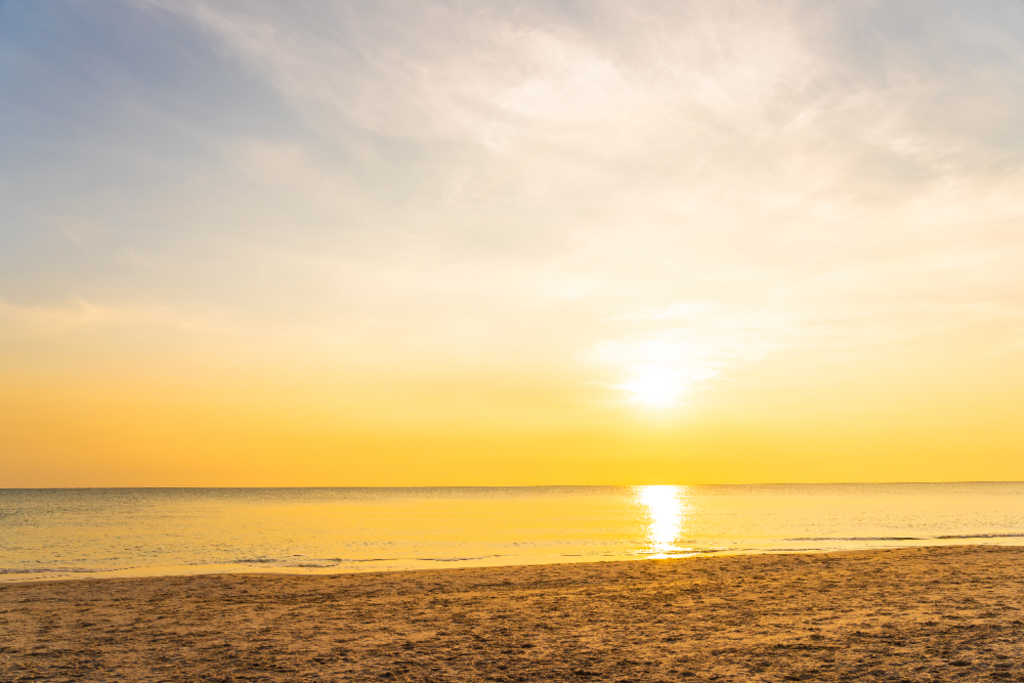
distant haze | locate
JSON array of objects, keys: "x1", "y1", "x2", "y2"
[{"x1": 2, "y1": 1, "x2": 1024, "y2": 485}]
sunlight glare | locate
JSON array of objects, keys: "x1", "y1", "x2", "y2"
[
  {"x1": 618, "y1": 366, "x2": 685, "y2": 407},
  {"x1": 636, "y1": 485, "x2": 687, "y2": 557}
]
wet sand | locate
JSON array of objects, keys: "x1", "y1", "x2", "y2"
[{"x1": 1, "y1": 546, "x2": 1022, "y2": 682}]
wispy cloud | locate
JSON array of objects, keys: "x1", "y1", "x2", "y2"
[
  {"x1": 0, "y1": 298, "x2": 216, "y2": 336},
  {"x1": 3, "y1": 0, "x2": 1024, "y2": 418}
]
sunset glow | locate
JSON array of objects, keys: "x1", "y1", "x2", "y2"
[
  {"x1": 619, "y1": 369, "x2": 686, "y2": 408},
  {"x1": 3, "y1": 1, "x2": 1024, "y2": 486}
]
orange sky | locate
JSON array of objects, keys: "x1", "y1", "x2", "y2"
[{"x1": 2, "y1": 1, "x2": 1024, "y2": 486}]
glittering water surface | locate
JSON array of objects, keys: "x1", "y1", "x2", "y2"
[{"x1": 1, "y1": 483, "x2": 1023, "y2": 582}]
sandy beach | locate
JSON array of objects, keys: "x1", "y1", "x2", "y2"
[{"x1": 1, "y1": 546, "x2": 1022, "y2": 682}]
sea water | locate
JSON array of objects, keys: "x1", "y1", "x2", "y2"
[{"x1": 1, "y1": 483, "x2": 1023, "y2": 582}]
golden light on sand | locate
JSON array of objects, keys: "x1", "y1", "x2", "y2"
[{"x1": 636, "y1": 485, "x2": 687, "y2": 556}]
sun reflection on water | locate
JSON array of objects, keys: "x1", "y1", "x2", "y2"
[{"x1": 635, "y1": 485, "x2": 690, "y2": 557}]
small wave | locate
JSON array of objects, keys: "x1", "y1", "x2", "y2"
[
  {"x1": 630, "y1": 548, "x2": 724, "y2": 558},
  {"x1": 234, "y1": 558, "x2": 343, "y2": 568},
  {"x1": 233, "y1": 555, "x2": 512, "y2": 566},
  {"x1": 0, "y1": 567, "x2": 109, "y2": 575},
  {"x1": 935, "y1": 533, "x2": 1024, "y2": 540},
  {"x1": 423, "y1": 554, "x2": 512, "y2": 563},
  {"x1": 342, "y1": 558, "x2": 403, "y2": 563},
  {"x1": 779, "y1": 536, "x2": 924, "y2": 542},
  {"x1": 773, "y1": 533, "x2": 1024, "y2": 543}
]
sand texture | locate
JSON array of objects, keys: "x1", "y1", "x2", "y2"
[{"x1": 1, "y1": 546, "x2": 1023, "y2": 682}]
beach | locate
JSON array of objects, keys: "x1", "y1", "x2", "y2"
[{"x1": 1, "y1": 546, "x2": 1022, "y2": 682}]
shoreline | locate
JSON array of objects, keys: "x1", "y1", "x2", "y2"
[
  {"x1": 6, "y1": 538, "x2": 1024, "y2": 587},
  {"x1": 3, "y1": 545, "x2": 1023, "y2": 682}
]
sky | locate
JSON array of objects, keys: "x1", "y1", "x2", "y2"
[{"x1": 2, "y1": 0, "x2": 1024, "y2": 486}]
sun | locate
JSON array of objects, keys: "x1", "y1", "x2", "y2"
[{"x1": 617, "y1": 366, "x2": 685, "y2": 407}]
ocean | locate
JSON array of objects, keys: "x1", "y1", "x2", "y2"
[{"x1": 2, "y1": 483, "x2": 1023, "y2": 582}]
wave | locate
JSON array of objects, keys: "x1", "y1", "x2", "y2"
[
  {"x1": 779, "y1": 536, "x2": 924, "y2": 542},
  {"x1": 231, "y1": 554, "x2": 522, "y2": 567},
  {"x1": 935, "y1": 533, "x2": 1024, "y2": 540},
  {"x1": 0, "y1": 566, "x2": 114, "y2": 575},
  {"x1": 775, "y1": 533, "x2": 1024, "y2": 543}
]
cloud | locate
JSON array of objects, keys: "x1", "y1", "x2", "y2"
[
  {"x1": 0, "y1": 298, "x2": 216, "y2": 336},
  {"x1": 3, "y1": 0, "x2": 1024, "y2": 408}
]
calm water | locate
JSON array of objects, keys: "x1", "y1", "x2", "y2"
[{"x1": 2, "y1": 483, "x2": 1023, "y2": 582}]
